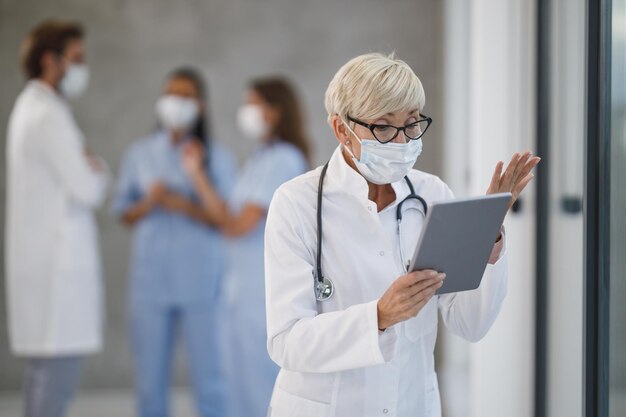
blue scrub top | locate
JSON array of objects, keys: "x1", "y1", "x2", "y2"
[
  {"x1": 224, "y1": 140, "x2": 308, "y2": 303},
  {"x1": 112, "y1": 130, "x2": 237, "y2": 305}
]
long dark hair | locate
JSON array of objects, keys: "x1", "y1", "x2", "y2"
[
  {"x1": 250, "y1": 77, "x2": 312, "y2": 166},
  {"x1": 166, "y1": 67, "x2": 211, "y2": 147}
]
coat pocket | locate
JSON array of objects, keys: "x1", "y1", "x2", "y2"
[
  {"x1": 404, "y1": 297, "x2": 438, "y2": 342},
  {"x1": 269, "y1": 386, "x2": 331, "y2": 417}
]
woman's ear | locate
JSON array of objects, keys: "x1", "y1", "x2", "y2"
[
  {"x1": 41, "y1": 50, "x2": 64, "y2": 83},
  {"x1": 331, "y1": 115, "x2": 352, "y2": 146}
]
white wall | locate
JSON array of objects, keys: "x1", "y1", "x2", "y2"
[{"x1": 441, "y1": 1, "x2": 536, "y2": 416}]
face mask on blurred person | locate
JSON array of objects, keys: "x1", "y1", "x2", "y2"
[
  {"x1": 343, "y1": 121, "x2": 423, "y2": 185},
  {"x1": 156, "y1": 95, "x2": 199, "y2": 131},
  {"x1": 237, "y1": 104, "x2": 269, "y2": 142},
  {"x1": 59, "y1": 64, "x2": 90, "y2": 99}
]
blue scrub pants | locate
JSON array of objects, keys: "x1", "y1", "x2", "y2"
[
  {"x1": 130, "y1": 300, "x2": 224, "y2": 417},
  {"x1": 223, "y1": 297, "x2": 279, "y2": 417}
]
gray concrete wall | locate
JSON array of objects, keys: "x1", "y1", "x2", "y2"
[{"x1": 0, "y1": 0, "x2": 444, "y2": 389}]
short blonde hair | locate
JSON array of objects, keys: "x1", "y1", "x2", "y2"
[{"x1": 324, "y1": 53, "x2": 426, "y2": 124}]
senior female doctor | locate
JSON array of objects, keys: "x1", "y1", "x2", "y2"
[{"x1": 264, "y1": 53, "x2": 540, "y2": 417}]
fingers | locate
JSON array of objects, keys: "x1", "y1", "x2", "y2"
[
  {"x1": 513, "y1": 157, "x2": 535, "y2": 184},
  {"x1": 389, "y1": 284, "x2": 437, "y2": 323},
  {"x1": 407, "y1": 272, "x2": 445, "y2": 298},
  {"x1": 381, "y1": 270, "x2": 445, "y2": 327},
  {"x1": 500, "y1": 152, "x2": 530, "y2": 191},
  {"x1": 513, "y1": 152, "x2": 541, "y2": 184},
  {"x1": 511, "y1": 151, "x2": 532, "y2": 184},
  {"x1": 398, "y1": 269, "x2": 438, "y2": 287},
  {"x1": 513, "y1": 172, "x2": 535, "y2": 196},
  {"x1": 521, "y1": 156, "x2": 541, "y2": 179},
  {"x1": 409, "y1": 279, "x2": 442, "y2": 304},
  {"x1": 490, "y1": 152, "x2": 541, "y2": 195},
  {"x1": 183, "y1": 145, "x2": 201, "y2": 159},
  {"x1": 500, "y1": 152, "x2": 521, "y2": 190},
  {"x1": 487, "y1": 161, "x2": 504, "y2": 194},
  {"x1": 149, "y1": 182, "x2": 168, "y2": 202},
  {"x1": 182, "y1": 141, "x2": 204, "y2": 158},
  {"x1": 508, "y1": 155, "x2": 540, "y2": 200},
  {"x1": 406, "y1": 281, "x2": 441, "y2": 316},
  {"x1": 392, "y1": 270, "x2": 443, "y2": 310}
]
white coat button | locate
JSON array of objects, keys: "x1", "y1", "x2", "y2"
[
  {"x1": 379, "y1": 251, "x2": 385, "y2": 256},
  {"x1": 383, "y1": 409, "x2": 389, "y2": 414},
  {"x1": 368, "y1": 206, "x2": 372, "y2": 211}
]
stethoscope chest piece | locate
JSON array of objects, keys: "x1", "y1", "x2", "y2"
[{"x1": 314, "y1": 276, "x2": 334, "y2": 301}]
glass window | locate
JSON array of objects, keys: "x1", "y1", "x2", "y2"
[{"x1": 546, "y1": 1, "x2": 585, "y2": 416}]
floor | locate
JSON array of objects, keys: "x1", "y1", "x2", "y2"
[
  {"x1": 1, "y1": 387, "x2": 624, "y2": 417},
  {"x1": 0, "y1": 389, "x2": 197, "y2": 417}
]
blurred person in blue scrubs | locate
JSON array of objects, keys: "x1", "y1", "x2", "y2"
[
  {"x1": 112, "y1": 68, "x2": 236, "y2": 417},
  {"x1": 181, "y1": 77, "x2": 311, "y2": 417}
]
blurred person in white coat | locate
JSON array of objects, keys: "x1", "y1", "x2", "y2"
[
  {"x1": 5, "y1": 19, "x2": 109, "y2": 417},
  {"x1": 263, "y1": 53, "x2": 540, "y2": 417}
]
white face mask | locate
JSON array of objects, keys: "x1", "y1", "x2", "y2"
[
  {"x1": 155, "y1": 95, "x2": 199, "y2": 131},
  {"x1": 237, "y1": 104, "x2": 269, "y2": 142},
  {"x1": 59, "y1": 64, "x2": 89, "y2": 99},
  {"x1": 344, "y1": 122, "x2": 423, "y2": 185}
]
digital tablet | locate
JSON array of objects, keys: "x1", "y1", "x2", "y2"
[{"x1": 409, "y1": 192, "x2": 511, "y2": 295}]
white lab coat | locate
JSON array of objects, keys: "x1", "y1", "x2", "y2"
[
  {"x1": 5, "y1": 80, "x2": 109, "y2": 356},
  {"x1": 264, "y1": 146, "x2": 508, "y2": 417}
]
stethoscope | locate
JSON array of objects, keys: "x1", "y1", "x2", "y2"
[{"x1": 314, "y1": 162, "x2": 428, "y2": 301}]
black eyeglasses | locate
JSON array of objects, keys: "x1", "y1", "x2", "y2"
[{"x1": 347, "y1": 114, "x2": 432, "y2": 144}]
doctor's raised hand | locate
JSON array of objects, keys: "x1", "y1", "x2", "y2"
[{"x1": 487, "y1": 151, "x2": 541, "y2": 212}]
